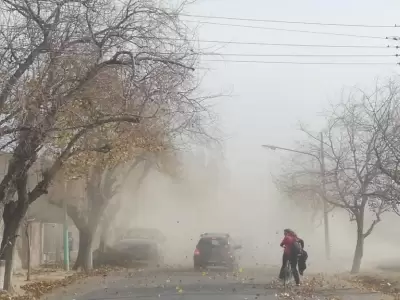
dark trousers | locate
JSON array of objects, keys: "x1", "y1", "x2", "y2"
[
  {"x1": 279, "y1": 253, "x2": 300, "y2": 285},
  {"x1": 298, "y1": 250, "x2": 308, "y2": 275}
]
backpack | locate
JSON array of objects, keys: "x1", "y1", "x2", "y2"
[{"x1": 291, "y1": 239, "x2": 303, "y2": 256}]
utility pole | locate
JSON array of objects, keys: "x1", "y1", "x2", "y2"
[
  {"x1": 63, "y1": 182, "x2": 70, "y2": 271},
  {"x1": 319, "y1": 132, "x2": 330, "y2": 260}
]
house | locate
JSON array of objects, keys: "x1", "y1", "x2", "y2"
[{"x1": 0, "y1": 153, "x2": 80, "y2": 270}]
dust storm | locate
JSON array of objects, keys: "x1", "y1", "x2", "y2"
[{"x1": 102, "y1": 149, "x2": 400, "y2": 274}]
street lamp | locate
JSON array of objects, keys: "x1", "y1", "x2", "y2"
[
  {"x1": 262, "y1": 144, "x2": 320, "y2": 161},
  {"x1": 262, "y1": 133, "x2": 331, "y2": 260}
]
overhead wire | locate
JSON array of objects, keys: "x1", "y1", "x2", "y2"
[
  {"x1": 0, "y1": 47, "x2": 398, "y2": 65},
  {"x1": 2, "y1": 39, "x2": 396, "y2": 53},
  {"x1": 179, "y1": 13, "x2": 397, "y2": 28},
  {"x1": 0, "y1": 15, "x2": 398, "y2": 66},
  {"x1": 0, "y1": 13, "x2": 397, "y2": 28},
  {"x1": 157, "y1": 38, "x2": 395, "y2": 49},
  {"x1": 0, "y1": 47, "x2": 396, "y2": 57},
  {"x1": 183, "y1": 20, "x2": 391, "y2": 40},
  {"x1": 0, "y1": 19, "x2": 396, "y2": 41},
  {"x1": 197, "y1": 53, "x2": 396, "y2": 57},
  {"x1": 201, "y1": 60, "x2": 398, "y2": 65},
  {"x1": 176, "y1": 16, "x2": 399, "y2": 65},
  {"x1": 0, "y1": 16, "x2": 397, "y2": 69},
  {"x1": 0, "y1": 47, "x2": 400, "y2": 57}
]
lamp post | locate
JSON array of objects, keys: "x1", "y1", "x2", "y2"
[
  {"x1": 262, "y1": 133, "x2": 331, "y2": 260},
  {"x1": 63, "y1": 182, "x2": 69, "y2": 271}
]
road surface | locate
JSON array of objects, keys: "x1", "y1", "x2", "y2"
[{"x1": 43, "y1": 267, "x2": 387, "y2": 300}]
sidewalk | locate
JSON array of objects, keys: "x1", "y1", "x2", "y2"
[
  {"x1": 0, "y1": 266, "x2": 120, "y2": 300},
  {"x1": 13, "y1": 268, "x2": 79, "y2": 295}
]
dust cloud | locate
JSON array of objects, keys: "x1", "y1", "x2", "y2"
[{"x1": 107, "y1": 149, "x2": 400, "y2": 275}]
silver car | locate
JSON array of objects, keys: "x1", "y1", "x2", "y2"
[{"x1": 93, "y1": 238, "x2": 164, "y2": 268}]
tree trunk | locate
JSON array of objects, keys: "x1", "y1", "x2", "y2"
[
  {"x1": 0, "y1": 242, "x2": 14, "y2": 292},
  {"x1": 0, "y1": 203, "x2": 26, "y2": 291},
  {"x1": 66, "y1": 205, "x2": 97, "y2": 273},
  {"x1": 73, "y1": 228, "x2": 93, "y2": 272},
  {"x1": 99, "y1": 229, "x2": 107, "y2": 254},
  {"x1": 351, "y1": 218, "x2": 364, "y2": 274}
]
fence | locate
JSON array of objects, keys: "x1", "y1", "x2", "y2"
[
  {"x1": 42, "y1": 223, "x2": 63, "y2": 267},
  {"x1": 42, "y1": 223, "x2": 78, "y2": 267},
  {"x1": 0, "y1": 220, "x2": 78, "y2": 269}
]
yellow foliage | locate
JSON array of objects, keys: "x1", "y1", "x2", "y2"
[{"x1": 46, "y1": 66, "x2": 175, "y2": 179}]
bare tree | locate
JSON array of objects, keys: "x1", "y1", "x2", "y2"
[
  {"x1": 363, "y1": 82, "x2": 400, "y2": 215},
  {"x1": 319, "y1": 98, "x2": 395, "y2": 273},
  {"x1": 0, "y1": 0, "x2": 216, "y2": 290},
  {"x1": 276, "y1": 91, "x2": 395, "y2": 273},
  {"x1": 273, "y1": 156, "x2": 334, "y2": 224}
]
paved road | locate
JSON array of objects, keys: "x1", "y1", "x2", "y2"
[{"x1": 43, "y1": 267, "x2": 386, "y2": 300}]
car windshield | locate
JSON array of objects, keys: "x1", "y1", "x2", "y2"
[{"x1": 198, "y1": 237, "x2": 227, "y2": 248}]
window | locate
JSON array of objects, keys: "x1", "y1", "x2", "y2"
[{"x1": 198, "y1": 237, "x2": 229, "y2": 249}]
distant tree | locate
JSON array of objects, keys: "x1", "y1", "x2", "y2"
[
  {"x1": 273, "y1": 156, "x2": 333, "y2": 225},
  {"x1": 366, "y1": 81, "x2": 400, "y2": 215},
  {"x1": 275, "y1": 89, "x2": 395, "y2": 273}
]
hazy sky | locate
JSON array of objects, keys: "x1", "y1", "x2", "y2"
[{"x1": 179, "y1": 0, "x2": 400, "y2": 183}]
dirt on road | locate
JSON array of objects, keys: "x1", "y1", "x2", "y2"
[{"x1": 42, "y1": 267, "x2": 389, "y2": 300}]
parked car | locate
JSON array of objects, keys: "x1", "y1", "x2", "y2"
[
  {"x1": 193, "y1": 233, "x2": 242, "y2": 271},
  {"x1": 93, "y1": 238, "x2": 164, "y2": 268},
  {"x1": 121, "y1": 228, "x2": 166, "y2": 243}
]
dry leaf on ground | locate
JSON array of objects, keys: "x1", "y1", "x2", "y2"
[
  {"x1": 0, "y1": 265, "x2": 122, "y2": 300},
  {"x1": 347, "y1": 274, "x2": 400, "y2": 297}
]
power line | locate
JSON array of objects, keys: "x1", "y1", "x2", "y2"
[
  {"x1": 7, "y1": 21, "x2": 387, "y2": 43},
  {"x1": 180, "y1": 13, "x2": 397, "y2": 29},
  {"x1": 0, "y1": 45, "x2": 397, "y2": 65},
  {"x1": 0, "y1": 50, "x2": 400, "y2": 58},
  {"x1": 0, "y1": 13, "x2": 396, "y2": 29},
  {"x1": 162, "y1": 38, "x2": 394, "y2": 49},
  {"x1": 199, "y1": 53, "x2": 395, "y2": 57},
  {"x1": 184, "y1": 20, "x2": 390, "y2": 40},
  {"x1": 1, "y1": 47, "x2": 395, "y2": 57},
  {"x1": 0, "y1": 38, "x2": 396, "y2": 51},
  {"x1": 1, "y1": 40, "x2": 394, "y2": 54},
  {"x1": 201, "y1": 59, "x2": 398, "y2": 65}
]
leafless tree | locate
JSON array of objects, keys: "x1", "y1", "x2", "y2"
[
  {"x1": 0, "y1": 0, "x2": 216, "y2": 290},
  {"x1": 276, "y1": 90, "x2": 396, "y2": 273},
  {"x1": 273, "y1": 155, "x2": 334, "y2": 224},
  {"x1": 362, "y1": 82, "x2": 400, "y2": 215},
  {"x1": 319, "y1": 97, "x2": 395, "y2": 273}
]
